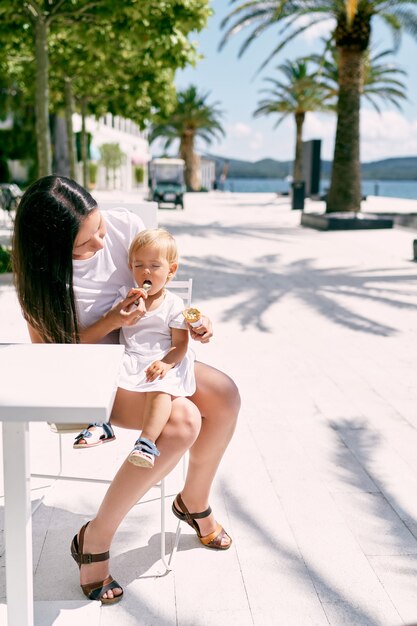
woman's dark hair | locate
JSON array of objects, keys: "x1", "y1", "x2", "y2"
[{"x1": 13, "y1": 175, "x2": 98, "y2": 343}]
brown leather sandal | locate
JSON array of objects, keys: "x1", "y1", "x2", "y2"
[
  {"x1": 70, "y1": 522, "x2": 123, "y2": 604},
  {"x1": 172, "y1": 493, "x2": 232, "y2": 550}
]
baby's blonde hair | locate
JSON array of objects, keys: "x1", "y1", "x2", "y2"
[{"x1": 128, "y1": 228, "x2": 178, "y2": 265}]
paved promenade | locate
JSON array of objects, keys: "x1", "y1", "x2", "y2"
[{"x1": 2, "y1": 191, "x2": 417, "y2": 625}]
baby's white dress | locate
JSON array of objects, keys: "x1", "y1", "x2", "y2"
[{"x1": 117, "y1": 288, "x2": 196, "y2": 397}]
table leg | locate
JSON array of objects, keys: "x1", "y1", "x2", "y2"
[{"x1": 2, "y1": 421, "x2": 34, "y2": 626}]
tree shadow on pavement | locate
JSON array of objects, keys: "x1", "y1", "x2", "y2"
[
  {"x1": 177, "y1": 253, "x2": 417, "y2": 335},
  {"x1": 221, "y1": 479, "x2": 384, "y2": 626},
  {"x1": 331, "y1": 418, "x2": 417, "y2": 542},
  {"x1": 166, "y1": 220, "x2": 311, "y2": 243},
  {"x1": 329, "y1": 418, "x2": 417, "y2": 623}
]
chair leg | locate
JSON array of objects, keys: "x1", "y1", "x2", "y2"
[
  {"x1": 31, "y1": 431, "x2": 64, "y2": 515},
  {"x1": 58, "y1": 433, "x2": 63, "y2": 475},
  {"x1": 167, "y1": 454, "x2": 187, "y2": 567},
  {"x1": 159, "y1": 454, "x2": 188, "y2": 571},
  {"x1": 159, "y1": 477, "x2": 172, "y2": 572},
  {"x1": 168, "y1": 519, "x2": 182, "y2": 567}
]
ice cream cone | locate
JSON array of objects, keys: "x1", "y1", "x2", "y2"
[{"x1": 183, "y1": 307, "x2": 203, "y2": 328}]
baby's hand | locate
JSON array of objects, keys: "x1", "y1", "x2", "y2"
[
  {"x1": 187, "y1": 315, "x2": 213, "y2": 343},
  {"x1": 145, "y1": 360, "x2": 173, "y2": 382}
]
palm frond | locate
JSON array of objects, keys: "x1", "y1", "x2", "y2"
[
  {"x1": 256, "y1": 15, "x2": 331, "y2": 74},
  {"x1": 377, "y1": 12, "x2": 402, "y2": 50},
  {"x1": 388, "y1": 6, "x2": 417, "y2": 37},
  {"x1": 363, "y1": 93, "x2": 382, "y2": 113},
  {"x1": 307, "y1": 35, "x2": 407, "y2": 112},
  {"x1": 254, "y1": 56, "x2": 332, "y2": 131},
  {"x1": 219, "y1": 4, "x2": 279, "y2": 52},
  {"x1": 149, "y1": 84, "x2": 225, "y2": 150}
]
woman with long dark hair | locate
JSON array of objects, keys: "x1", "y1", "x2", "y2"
[{"x1": 13, "y1": 175, "x2": 240, "y2": 604}]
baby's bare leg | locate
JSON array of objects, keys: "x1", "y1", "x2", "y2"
[{"x1": 141, "y1": 391, "x2": 172, "y2": 444}]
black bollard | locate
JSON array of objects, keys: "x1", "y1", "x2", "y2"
[{"x1": 291, "y1": 181, "x2": 305, "y2": 211}]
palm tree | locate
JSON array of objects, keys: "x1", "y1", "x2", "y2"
[
  {"x1": 254, "y1": 59, "x2": 331, "y2": 183},
  {"x1": 220, "y1": 0, "x2": 417, "y2": 213},
  {"x1": 311, "y1": 41, "x2": 407, "y2": 113},
  {"x1": 149, "y1": 85, "x2": 225, "y2": 191}
]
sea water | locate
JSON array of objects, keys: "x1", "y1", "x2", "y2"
[{"x1": 222, "y1": 178, "x2": 417, "y2": 200}]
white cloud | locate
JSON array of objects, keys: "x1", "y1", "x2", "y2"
[
  {"x1": 297, "y1": 16, "x2": 336, "y2": 42},
  {"x1": 249, "y1": 131, "x2": 264, "y2": 151},
  {"x1": 213, "y1": 123, "x2": 267, "y2": 159},
  {"x1": 360, "y1": 109, "x2": 417, "y2": 160},
  {"x1": 304, "y1": 113, "x2": 336, "y2": 142},
  {"x1": 228, "y1": 122, "x2": 252, "y2": 138}
]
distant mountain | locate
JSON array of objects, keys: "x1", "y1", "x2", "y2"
[
  {"x1": 204, "y1": 153, "x2": 417, "y2": 181},
  {"x1": 205, "y1": 154, "x2": 292, "y2": 179},
  {"x1": 360, "y1": 157, "x2": 417, "y2": 180}
]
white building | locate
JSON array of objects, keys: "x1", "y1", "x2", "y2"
[
  {"x1": 72, "y1": 113, "x2": 151, "y2": 191},
  {"x1": 199, "y1": 157, "x2": 216, "y2": 191}
]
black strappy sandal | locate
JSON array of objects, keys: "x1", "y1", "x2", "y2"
[
  {"x1": 172, "y1": 493, "x2": 232, "y2": 550},
  {"x1": 73, "y1": 422, "x2": 116, "y2": 449},
  {"x1": 70, "y1": 522, "x2": 123, "y2": 604}
]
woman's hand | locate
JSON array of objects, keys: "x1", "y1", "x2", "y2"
[
  {"x1": 127, "y1": 287, "x2": 147, "y2": 303},
  {"x1": 104, "y1": 290, "x2": 148, "y2": 330},
  {"x1": 187, "y1": 315, "x2": 213, "y2": 344}
]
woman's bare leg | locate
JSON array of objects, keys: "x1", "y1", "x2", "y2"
[
  {"x1": 78, "y1": 389, "x2": 201, "y2": 598},
  {"x1": 179, "y1": 362, "x2": 240, "y2": 544}
]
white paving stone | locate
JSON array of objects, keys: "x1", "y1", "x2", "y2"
[
  {"x1": 368, "y1": 554, "x2": 417, "y2": 624},
  {"x1": 34, "y1": 600, "x2": 101, "y2": 626},
  {"x1": 331, "y1": 491, "x2": 417, "y2": 556}
]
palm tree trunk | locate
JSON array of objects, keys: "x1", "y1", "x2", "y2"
[
  {"x1": 34, "y1": 15, "x2": 52, "y2": 177},
  {"x1": 293, "y1": 112, "x2": 305, "y2": 183},
  {"x1": 191, "y1": 153, "x2": 201, "y2": 190},
  {"x1": 64, "y1": 77, "x2": 76, "y2": 180},
  {"x1": 180, "y1": 132, "x2": 200, "y2": 191},
  {"x1": 80, "y1": 98, "x2": 89, "y2": 188},
  {"x1": 326, "y1": 47, "x2": 362, "y2": 213}
]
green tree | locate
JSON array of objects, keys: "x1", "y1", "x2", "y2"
[
  {"x1": 99, "y1": 142, "x2": 124, "y2": 189},
  {"x1": 254, "y1": 59, "x2": 330, "y2": 182},
  {"x1": 149, "y1": 85, "x2": 225, "y2": 190},
  {"x1": 220, "y1": 0, "x2": 417, "y2": 213},
  {"x1": 0, "y1": 15, "x2": 38, "y2": 178},
  {"x1": 134, "y1": 166, "x2": 145, "y2": 185},
  {"x1": 0, "y1": 245, "x2": 12, "y2": 274},
  {"x1": 0, "y1": 1, "x2": 103, "y2": 177},
  {"x1": 88, "y1": 161, "x2": 98, "y2": 188},
  {"x1": 48, "y1": 0, "x2": 211, "y2": 185},
  {"x1": 0, "y1": 0, "x2": 211, "y2": 179}
]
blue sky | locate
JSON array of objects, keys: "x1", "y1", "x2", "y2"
[{"x1": 172, "y1": 0, "x2": 417, "y2": 163}]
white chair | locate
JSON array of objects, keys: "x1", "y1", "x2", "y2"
[
  {"x1": 32, "y1": 278, "x2": 193, "y2": 573},
  {"x1": 101, "y1": 203, "x2": 158, "y2": 229}
]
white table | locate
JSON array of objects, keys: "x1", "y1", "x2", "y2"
[{"x1": 0, "y1": 343, "x2": 124, "y2": 626}]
